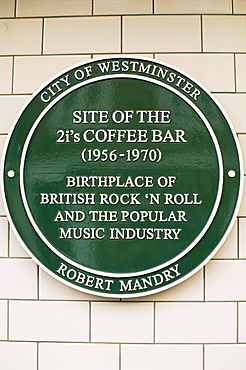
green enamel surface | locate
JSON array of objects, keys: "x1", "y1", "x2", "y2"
[{"x1": 2, "y1": 57, "x2": 242, "y2": 297}]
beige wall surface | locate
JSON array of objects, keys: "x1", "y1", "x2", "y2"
[{"x1": 0, "y1": 1, "x2": 246, "y2": 369}]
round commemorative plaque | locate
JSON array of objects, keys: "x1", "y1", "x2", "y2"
[{"x1": 2, "y1": 56, "x2": 243, "y2": 297}]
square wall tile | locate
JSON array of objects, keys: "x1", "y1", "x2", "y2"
[
  {"x1": 0, "y1": 19, "x2": 42, "y2": 55},
  {"x1": 17, "y1": 0, "x2": 91, "y2": 17},
  {"x1": 214, "y1": 94, "x2": 246, "y2": 133},
  {"x1": 0, "y1": 342, "x2": 37, "y2": 370},
  {"x1": 0, "y1": 135, "x2": 7, "y2": 159},
  {"x1": 0, "y1": 0, "x2": 15, "y2": 17},
  {"x1": 94, "y1": 0, "x2": 152, "y2": 15},
  {"x1": 44, "y1": 17, "x2": 120, "y2": 54},
  {"x1": 123, "y1": 16, "x2": 201, "y2": 53},
  {"x1": 205, "y1": 260, "x2": 246, "y2": 301},
  {"x1": 155, "y1": 0, "x2": 232, "y2": 14},
  {"x1": 0, "y1": 217, "x2": 8, "y2": 257},
  {"x1": 156, "y1": 303, "x2": 236, "y2": 343},
  {"x1": 238, "y1": 135, "x2": 246, "y2": 172},
  {"x1": 122, "y1": 344, "x2": 202, "y2": 370},
  {"x1": 9, "y1": 301, "x2": 89, "y2": 342},
  {"x1": 156, "y1": 54, "x2": 234, "y2": 92},
  {"x1": 91, "y1": 302, "x2": 154, "y2": 343},
  {"x1": 239, "y1": 303, "x2": 246, "y2": 342},
  {"x1": 39, "y1": 343, "x2": 119, "y2": 370},
  {"x1": 203, "y1": 16, "x2": 246, "y2": 52},
  {"x1": 92, "y1": 53, "x2": 154, "y2": 59},
  {"x1": 239, "y1": 218, "x2": 246, "y2": 257},
  {"x1": 0, "y1": 57, "x2": 12, "y2": 93},
  {"x1": 234, "y1": 0, "x2": 246, "y2": 14},
  {"x1": 236, "y1": 54, "x2": 246, "y2": 92},
  {"x1": 9, "y1": 227, "x2": 30, "y2": 257},
  {"x1": 0, "y1": 259, "x2": 37, "y2": 299},
  {"x1": 0, "y1": 95, "x2": 29, "y2": 134},
  {"x1": 0, "y1": 193, "x2": 6, "y2": 216},
  {"x1": 212, "y1": 220, "x2": 237, "y2": 259},
  {"x1": 0, "y1": 300, "x2": 7, "y2": 340},
  {"x1": 238, "y1": 177, "x2": 246, "y2": 216},
  {"x1": 14, "y1": 55, "x2": 90, "y2": 94},
  {"x1": 205, "y1": 344, "x2": 246, "y2": 370}
]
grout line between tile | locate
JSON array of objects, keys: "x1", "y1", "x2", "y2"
[
  {"x1": 2, "y1": 13, "x2": 246, "y2": 20},
  {"x1": 237, "y1": 217, "x2": 240, "y2": 259},
  {"x1": 14, "y1": 0, "x2": 17, "y2": 18},
  {"x1": 89, "y1": 301, "x2": 92, "y2": 342},
  {"x1": 11, "y1": 56, "x2": 14, "y2": 95},
  {"x1": 37, "y1": 342, "x2": 39, "y2": 370},
  {"x1": 1, "y1": 52, "x2": 245, "y2": 58},
  {"x1": 237, "y1": 302, "x2": 239, "y2": 343},
  {"x1": 7, "y1": 300, "x2": 10, "y2": 340},
  {"x1": 121, "y1": 16, "x2": 123, "y2": 54},
  {"x1": 234, "y1": 53, "x2": 237, "y2": 92},
  {"x1": 119, "y1": 344, "x2": 121, "y2": 370},
  {"x1": 41, "y1": 18, "x2": 45, "y2": 55},
  {"x1": 37, "y1": 266, "x2": 40, "y2": 300},
  {"x1": 7, "y1": 220, "x2": 10, "y2": 258},
  {"x1": 203, "y1": 266, "x2": 206, "y2": 301},
  {"x1": 202, "y1": 344, "x2": 205, "y2": 370},
  {"x1": 200, "y1": 15, "x2": 203, "y2": 53},
  {"x1": 153, "y1": 302, "x2": 156, "y2": 343}
]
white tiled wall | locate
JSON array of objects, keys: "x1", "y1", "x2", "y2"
[{"x1": 0, "y1": 0, "x2": 246, "y2": 369}]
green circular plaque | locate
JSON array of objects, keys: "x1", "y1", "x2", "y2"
[{"x1": 1, "y1": 57, "x2": 243, "y2": 297}]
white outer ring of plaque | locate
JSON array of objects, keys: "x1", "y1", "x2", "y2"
[{"x1": 20, "y1": 74, "x2": 223, "y2": 278}]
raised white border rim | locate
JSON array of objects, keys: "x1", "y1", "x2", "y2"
[{"x1": 1, "y1": 55, "x2": 243, "y2": 297}]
